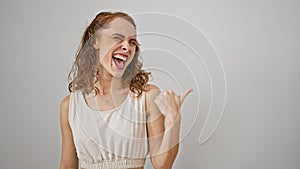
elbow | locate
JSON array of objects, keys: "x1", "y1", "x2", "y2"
[
  {"x1": 150, "y1": 156, "x2": 173, "y2": 169},
  {"x1": 150, "y1": 145, "x2": 179, "y2": 169},
  {"x1": 59, "y1": 163, "x2": 78, "y2": 169}
]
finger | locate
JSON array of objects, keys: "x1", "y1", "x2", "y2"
[{"x1": 181, "y1": 88, "x2": 193, "y2": 102}]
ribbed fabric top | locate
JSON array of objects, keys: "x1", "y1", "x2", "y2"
[{"x1": 68, "y1": 90, "x2": 149, "y2": 169}]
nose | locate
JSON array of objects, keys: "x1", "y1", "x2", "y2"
[
  {"x1": 122, "y1": 46, "x2": 127, "y2": 51},
  {"x1": 121, "y1": 41, "x2": 130, "y2": 52}
]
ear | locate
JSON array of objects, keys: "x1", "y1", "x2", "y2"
[{"x1": 93, "y1": 38, "x2": 100, "y2": 50}]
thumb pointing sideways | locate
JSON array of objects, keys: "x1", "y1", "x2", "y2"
[
  {"x1": 181, "y1": 89, "x2": 193, "y2": 103},
  {"x1": 154, "y1": 88, "x2": 193, "y2": 110}
]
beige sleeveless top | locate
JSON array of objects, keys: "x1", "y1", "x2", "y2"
[{"x1": 68, "y1": 90, "x2": 149, "y2": 169}]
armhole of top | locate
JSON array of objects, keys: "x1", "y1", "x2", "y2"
[
  {"x1": 68, "y1": 92, "x2": 72, "y2": 122},
  {"x1": 144, "y1": 90, "x2": 149, "y2": 115},
  {"x1": 68, "y1": 90, "x2": 76, "y2": 122}
]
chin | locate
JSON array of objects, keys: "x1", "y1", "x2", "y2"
[{"x1": 111, "y1": 68, "x2": 127, "y2": 78}]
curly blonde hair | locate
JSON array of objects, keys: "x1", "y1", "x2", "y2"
[{"x1": 68, "y1": 12, "x2": 150, "y2": 97}]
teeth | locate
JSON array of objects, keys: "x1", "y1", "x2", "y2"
[{"x1": 113, "y1": 54, "x2": 127, "y2": 61}]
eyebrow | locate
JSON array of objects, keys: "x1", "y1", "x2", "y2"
[
  {"x1": 112, "y1": 33, "x2": 137, "y2": 40},
  {"x1": 112, "y1": 33, "x2": 125, "y2": 38},
  {"x1": 112, "y1": 33, "x2": 139, "y2": 45}
]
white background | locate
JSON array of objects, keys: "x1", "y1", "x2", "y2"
[{"x1": 0, "y1": 0, "x2": 299, "y2": 168}]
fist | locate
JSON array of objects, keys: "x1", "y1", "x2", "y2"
[{"x1": 154, "y1": 89, "x2": 193, "y2": 125}]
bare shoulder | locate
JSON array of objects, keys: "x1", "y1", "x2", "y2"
[
  {"x1": 59, "y1": 95, "x2": 72, "y2": 136},
  {"x1": 60, "y1": 95, "x2": 70, "y2": 118},
  {"x1": 145, "y1": 84, "x2": 161, "y2": 94},
  {"x1": 145, "y1": 84, "x2": 161, "y2": 115},
  {"x1": 61, "y1": 95, "x2": 70, "y2": 109},
  {"x1": 145, "y1": 84, "x2": 161, "y2": 99},
  {"x1": 59, "y1": 94, "x2": 79, "y2": 168},
  {"x1": 145, "y1": 84, "x2": 161, "y2": 102},
  {"x1": 145, "y1": 84, "x2": 165, "y2": 133}
]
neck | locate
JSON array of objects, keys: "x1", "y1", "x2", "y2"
[{"x1": 97, "y1": 70, "x2": 124, "y2": 95}]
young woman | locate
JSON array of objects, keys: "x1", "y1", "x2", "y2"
[{"x1": 59, "y1": 11, "x2": 192, "y2": 169}]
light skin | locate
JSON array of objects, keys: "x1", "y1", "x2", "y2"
[
  {"x1": 85, "y1": 18, "x2": 138, "y2": 110},
  {"x1": 59, "y1": 17, "x2": 192, "y2": 169}
]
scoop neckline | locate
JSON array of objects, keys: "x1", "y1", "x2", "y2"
[{"x1": 81, "y1": 91, "x2": 131, "y2": 114}]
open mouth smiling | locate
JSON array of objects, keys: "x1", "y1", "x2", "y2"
[{"x1": 112, "y1": 53, "x2": 128, "y2": 70}]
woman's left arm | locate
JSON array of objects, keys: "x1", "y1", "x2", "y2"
[{"x1": 146, "y1": 85, "x2": 192, "y2": 169}]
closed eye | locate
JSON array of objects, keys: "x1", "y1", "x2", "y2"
[
  {"x1": 129, "y1": 39, "x2": 138, "y2": 46},
  {"x1": 112, "y1": 33, "x2": 125, "y2": 42},
  {"x1": 113, "y1": 36, "x2": 123, "y2": 41},
  {"x1": 111, "y1": 33, "x2": 138, "y2": 46}
]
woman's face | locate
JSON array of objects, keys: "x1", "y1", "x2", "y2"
[{"x1": 94, "y1": 17, "x2": 138, "y2": 78}]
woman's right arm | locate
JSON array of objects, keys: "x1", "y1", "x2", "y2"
[{"x1": 59, "y1": 96, "x2": 79, "y2": 169}]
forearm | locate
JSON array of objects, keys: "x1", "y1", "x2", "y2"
[
  {"x1": 147, "y1": 87, "x2": 192, "y2": 168},
  {"x1": 150, "y1": 116, "x2": 181, "y2": 169},
  {"x1": 59, "y1": 163, "x2": 78, "y2": 169},
  {"x1": 151, "y1": 145, "x2": 179, "y2": 169}
]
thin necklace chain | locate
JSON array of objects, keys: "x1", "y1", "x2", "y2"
[{"x1": 98, "y1": 88, "x2": 129, "y2": 105}]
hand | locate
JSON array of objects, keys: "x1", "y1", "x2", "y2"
[{"x1": 154, "y1": 89, "x2": 193, "y2": 127}]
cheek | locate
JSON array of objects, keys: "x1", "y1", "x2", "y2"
[
  {"x1": 97, "y1": 51, "x2": 112, "y2": 69},
  {"x1": 98, "y1": 45, "x2": 115, "y2": 62},
  {"x1": 98, "y1": 50, "x2": 109, "y2": 63},
  {"x1": 130, "y1": 50, "x2": 137, "y2": 62},
  {"x1": 132, "y1": 47, "x2": 137, "y2": 54},
  {"x1": 98, "y1": 39, "x2": 117, "y2": 58},
  {"x1": 127, "y1": 55, "x2": 136, "y2": 66}
]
